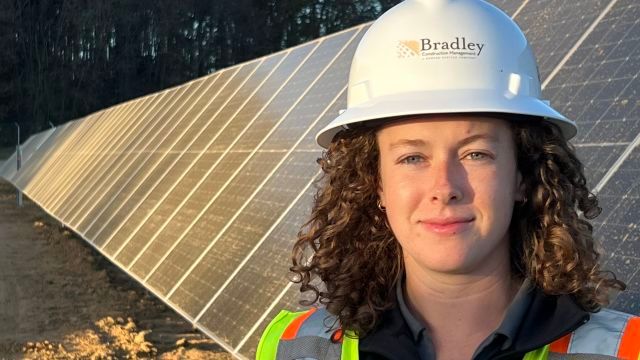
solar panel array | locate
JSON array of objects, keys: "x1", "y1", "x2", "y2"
[{"x1": 1, "y1": 1, "x2": 638, "y2": 358}]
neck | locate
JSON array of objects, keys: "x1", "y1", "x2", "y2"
[{"x1": 403, "y1": 252, "x2": 519, "y2": 359}]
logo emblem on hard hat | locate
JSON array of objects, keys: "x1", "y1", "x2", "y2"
[
  {"x1": 396, "y1": 40, "x2": 421, "y2": 58},
  {"x1": 397, "y1": 37, "x2": 485, "y2": 60}
]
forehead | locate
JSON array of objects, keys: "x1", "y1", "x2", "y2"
[{"x1": 375, "y1": 115, "x2": 513, "y2": 144}]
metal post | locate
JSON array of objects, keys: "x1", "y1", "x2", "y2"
[{"x1": 15, "y1": 122, "x2": 22, "y2": 207}]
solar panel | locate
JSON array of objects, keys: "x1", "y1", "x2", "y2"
[
  {"x1": 82, "y1": 84, "x2": 201, "y2": 242},
  {"x1": 18, "y1": 121, "x2": 82, "y2": 194},
  {"x1": 2, "y1": 1, "x2": 639, "y2": 358},
  {"x1": 514, "y1": 0, "x2": 614, "y2": 81},
  {"x1": 60, "y1": 94, "x2": 170, "y2": 223},
  {"x1": 13, "y1": 124, "x2": 74, "y2": 190},
  {"x1": 55, "y1": 87, "x2": 203, "y2": 221}
]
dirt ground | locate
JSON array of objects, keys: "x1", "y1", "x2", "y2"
[{"x1": 0, "y1": 179, "x2": 232, "y2": 359}]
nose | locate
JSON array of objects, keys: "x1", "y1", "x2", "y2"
[{"x1": 429, "y1": 156, "x2": 464, "y2": 204}]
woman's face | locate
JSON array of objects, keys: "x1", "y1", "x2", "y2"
[{"x1": 377, "y1": 115, "x2": 523, "y2": 276}]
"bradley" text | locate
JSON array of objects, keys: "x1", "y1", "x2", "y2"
[{"x1": 421, "y1": 37, "x2": 485, "y2": 56}]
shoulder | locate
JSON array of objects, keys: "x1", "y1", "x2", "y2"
[{"x1": 559, "y1": 308, "x2": 640, "y2": 358}]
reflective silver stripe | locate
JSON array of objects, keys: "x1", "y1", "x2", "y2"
[
  {"x1": 276, "y1": 308, "x2": 342, "y2": 360},
  {"x1": 277, "y1": 336, "x2": 341, "y2": 360},
  {"x1": 297, "y1": 308, "x2": 337, "y2": 338},
  {"x1": 568, "y1": 308, "x2": 632, "y2": 356},
  {"x1": 549, "y1": 354, "x2": 618, "y2": 359}
]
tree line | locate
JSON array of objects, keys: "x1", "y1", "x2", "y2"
[{"x1": 0, "y1": 0, "x2": 399, "y2": 146}]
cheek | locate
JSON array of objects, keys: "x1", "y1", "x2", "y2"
[
  {"x1": 472, "y1": 167, "x2": 517, "y2": 224},
  {"x1": 381, "y1": 173, "x2": 424, "y2": 223}
]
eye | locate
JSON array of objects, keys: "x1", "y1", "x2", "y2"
[
  {"x1": 464, "y1": 151, "x2": 491, "y2": 161},
  {"x1": 400, "y1": 154, "x2": 424, "y2": 164}
]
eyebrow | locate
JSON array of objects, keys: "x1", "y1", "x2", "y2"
[
  {"x1": 456, "y1": 133, "x2": 500, "y2": 148},
  {"x1": 388, "y1": 133, "x2": 499, "y2": 150},
  {"x1": 388, "y1": 138, "x2": 427, "y2": 150}
]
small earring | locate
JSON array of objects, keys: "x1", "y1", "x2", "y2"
[{"x1": 377, "y1": 200, "x2": 386, "y2": 212}]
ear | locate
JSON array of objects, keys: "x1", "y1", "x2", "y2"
[
  {"x1": 378, "y1": 189, "x2": 385, "y2": 207},
  {"x1": 514, "y1": 170, "x2": 525, "y2": 202}
]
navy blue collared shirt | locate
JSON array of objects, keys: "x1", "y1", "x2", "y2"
[{"x1": 394, "y1": 277, "x2": 535, "y2": 360}]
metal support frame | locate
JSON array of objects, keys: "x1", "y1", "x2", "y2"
[{"x1": 15, "y1": 122, "x2": 22, "y2": 207}]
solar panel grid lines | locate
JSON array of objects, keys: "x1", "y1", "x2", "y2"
[
  {"x1": 72, "y1": 73, "x2": 223, "y2": 235},
  {"x1": 53, "y1": 94, "x2": 171, "y2": 220},
  {"x1": 593, "y1": 131, "x2": 640, "y2": 194},
  {"x1": 108, "y1": 39, "x2": 324, "y2": 282},
  {"x1": 69, "y1": 90, "x2": 187, "y2": 232},
  {"x1": 55, "y1": 98, "x2": 164, "y2": 225},
  {"x1": 107, "y1": 52, "x2": 294, "y2": 272},
  {"x1": 232, "y1": 188, "x2": 318, "y2": 352},
  {"x1": 30, "y1": 112, "x2": 110, "y2": 205},
  {"x1": 101, "y1": 58, "x2": 272, "y2": 261},
  {"x1": 37, "y1": 104, "x2": 149, "y2": 209},
  {"x1": 193, "y1": 100, "x2": 345, "y2": 345},
  {"x1": 47, "y1": 102, "x2": 152, "y2": 216},
  {"x1": 186, "y1": 94, "x2": 349, "y2": 321},
  {"x1": 23, "y1": 118, "x2": 94, "y2": 200},
  {"x1": 87, "y1": 67, "x2": 244, "y2": 248},
  {"x1": 541, "y1": 0, "x2": 620, "y2": 89},
  {"x1": 78, "y1": 61, "x2": 268, "y2": 243},
  {"x1": 236, "y1": 281, "x2": 299, "y2": 353},
  {"x1": 567, "y1": 21, "x2": 640, "y2": 142},
  {"x1": 41, "y1": 104, "x2": 138, "y2": 212},
  {"x1": 142, "y1": 30, "x2": 355, "y2": 305},
  {"x1": 19, "y1": 121, "x2": 83, "y2": 196},
  {"x1": 78, "y1": 57, "x2": 278, "y2": 250},
  {"x1": 515, "y1": 0, "x2": 612, "y2": 82},
  {"x1": 79, "y1": 83, "x2": 206, "y2": 242},
  {"x1": 193, "y1": 167, "x2": 323, "y2": 323},
  {"x1": 510, "y1": 0, "x2": 529, "y2": 18},
  {"x1": 89, "y1": 66, "x2": 244, "y2": 251},
  {"x1": 167, "y1": 30, "x2": 362, "y2": 318},
  {"x1": 59, "y1": 93, "x2": 173, "y2": 220},
  {"x1": 144, "y1": 27, "x2": 361, "y2": 305},
  {"x1": 65, "y1": 76, "x2": 219, "y2": 229},
  {"x1": 593, "y1": 146, "x2": 640, "y2": 313},
  {"x1": 541, "y1": 0, "x2": 639, "y2": 189}
]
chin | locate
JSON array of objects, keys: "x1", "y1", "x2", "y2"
[{"x1": 419, "y1": 253, "x2": 475, "y2": 275}]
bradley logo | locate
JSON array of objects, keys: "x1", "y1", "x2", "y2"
[{"x1": 397, "y1": 37, "x2": 485, "y2": 60}]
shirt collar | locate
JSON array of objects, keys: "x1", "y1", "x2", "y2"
[
  {"x1": 395, "y1": 275, "x2": 535, "y2": 346},
  {"x1": 395, "y1": 276, "x2": 426, "y2": 342}
]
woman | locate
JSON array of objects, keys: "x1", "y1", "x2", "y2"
[{"x1": 258, "y1": 0, "x2": 639, "y2": 359}]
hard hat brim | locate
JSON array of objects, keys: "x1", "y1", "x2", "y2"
[{"x1": 316, "y1": 89, "x2": 576, "y2": 148}]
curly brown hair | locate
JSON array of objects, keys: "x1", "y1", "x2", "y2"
[{"x1": 291, "y1": 117, "x2": 625, "y2": 336}]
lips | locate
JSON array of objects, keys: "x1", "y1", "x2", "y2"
[{"x1": 420, "y1": 216, "x2": 475, "y2": 235}]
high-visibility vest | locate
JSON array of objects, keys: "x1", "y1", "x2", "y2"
[{"x1": 256, "y1": 307, "x2": 640, "y2": 360}]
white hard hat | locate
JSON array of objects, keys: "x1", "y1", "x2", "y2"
[{"x1": 316, "y1": 0, "x2": 577, "y2": 148}]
